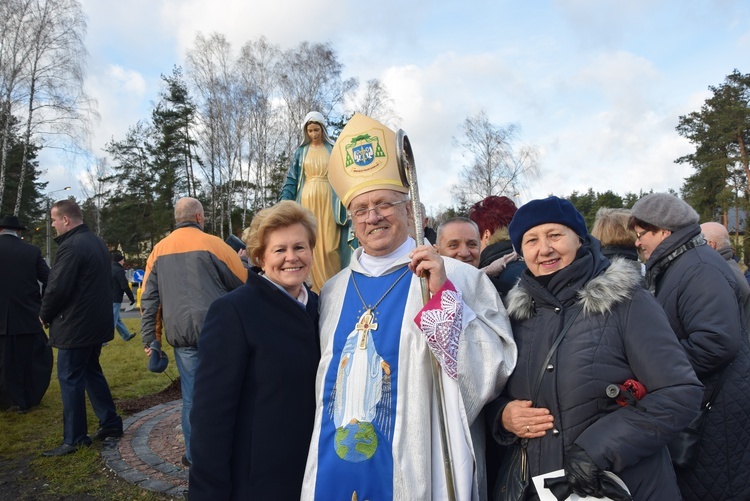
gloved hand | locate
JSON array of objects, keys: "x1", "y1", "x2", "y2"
[
  {"x1": 565, "y1": 444, "x2": 604, "y2": 497},
  {"x1": 129, "y1": 300, "x2": 135, "y2": 306},
  {"x1": 564, "y1": 444, "x2": 631, "y2": 500}
]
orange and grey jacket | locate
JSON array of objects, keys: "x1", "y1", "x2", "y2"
[{"x1": 140, "y1": 222, "x2": 247, "y2": 348}]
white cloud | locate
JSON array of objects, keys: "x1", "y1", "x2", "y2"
[
  {"x1": 84, "y1": 65, "x2": 149, "y2": 159},
  {"x1": 38, "y1": 1, "x2": 750, "y2": 213}
]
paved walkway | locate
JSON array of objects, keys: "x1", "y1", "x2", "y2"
[{"x1": 100, "y1": 400, "x2": 189, "y2": 498}]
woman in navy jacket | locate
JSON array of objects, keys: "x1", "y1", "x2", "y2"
[
  {"x1": 189, "y1": 201, "x2": 320, "y2": 500},
  {"x1": 630, "y1": 193, "x2": 750, "y2": 501},
  {"x1": 488, "y1": 197, "x2": 702, "y2": 500}
]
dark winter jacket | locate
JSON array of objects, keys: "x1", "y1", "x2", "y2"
[
  {"x1": 478, "y1": 240, "x2": 526, "y2": 300},
  {"x1": 492, "y1": 238, "x2": 703, "y2": 500},
  {"x1": 645, "y1": 223, "x2": 750, "y2": 500},
  {"x1": 40, "y1": 224, "x2": 113, "y2": 348},
  {"x1": 600, "y1": 244, "x2": 639, "y2": 263},
  {"x1": 189, "y1": 270, "x2": 320, "y2": 500},
  {"x1": 0, "y1": 233, "x2": 49, "y2": 336},
  {"x1": 716, "y1": 245, "x2": 750, "y2": 330},
  {"x1": 111, "y1": 261, "x2": 135, "y2": 304}
]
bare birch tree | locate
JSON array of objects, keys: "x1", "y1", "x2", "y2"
[
  {"x1": 345, "y1": 78, "x2": 400, "y2": 129},
  {"x1": 276, "y1": 41, "x2": 357, "y2": 152},
  {"x1": 79, "y1": 156, "x2": 112, "y2": 236},
  {"x1": 186, "y1": 32, "x2": 234, "y2": 234},
  {"x1": 451, "y1": 110, "x2": 540, "y2": 205},
  {"x1": 13, "y1": 0, "x2": 94, "y2": 216},
  {"x1": 237, "y1": 36, "x2": 282, "y2": 220},
  {"x1": 0, "y1": 0, "x2": 34, "y2": 210}
]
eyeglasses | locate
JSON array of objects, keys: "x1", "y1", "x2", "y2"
[
  {"x1": 634, "y1": 229, "x2": 649, "y2": 240},
  {"x1": 350, "y1": 200, "x2": 410, "y2": 222}
]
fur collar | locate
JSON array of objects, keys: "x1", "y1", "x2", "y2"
[{"x1": 506, "y1": 257, "x2": 642, "y2": 321}]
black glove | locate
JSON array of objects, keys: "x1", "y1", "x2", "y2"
[
  {"x1": 564, "y1": 444, "x2": 632, "y2": 500},
  {"x1": 129, "y1": 300, "x2": 135, "y2": 306}
]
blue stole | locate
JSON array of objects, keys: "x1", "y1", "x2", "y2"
[{"x1": 315, "y1": 266, "x2": 411, "y2": 500}]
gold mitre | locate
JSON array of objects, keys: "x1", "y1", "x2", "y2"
[{"x1": 328, "y1": 113, "x2": 409, "y2": 207}]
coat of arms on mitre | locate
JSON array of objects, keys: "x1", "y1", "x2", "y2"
[{"x1": 343, "y1": 128, "x2": 388, "y2": 175}]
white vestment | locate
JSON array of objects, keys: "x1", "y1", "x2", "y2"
[{"x1": 302, "y1": 239, "x2": 517, "y2": 500}]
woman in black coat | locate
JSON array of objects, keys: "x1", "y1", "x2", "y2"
[
  {"x1": 488, "y1": 196, "x2": 702, "y2": 500},
  {"x1": 630, "y1": 193, "x2": 750, "y2": 501},
  {"x1": 189, "y1": 201, "x2": 320, "y2": 500}
]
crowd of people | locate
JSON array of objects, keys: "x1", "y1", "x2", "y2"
[{"x1": 2, "y1": 112, "x2": 750, "y2": 500}]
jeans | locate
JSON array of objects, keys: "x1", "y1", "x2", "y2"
[
  {"x1": 57, "y1": 345, "x2": 122, "y2": 446},
  {"x1": 173, "y1": 346, "x2": 198, "y2": 462},
  {"x1": 112, "y1": 303, "x2": 132, "y2": 340}
]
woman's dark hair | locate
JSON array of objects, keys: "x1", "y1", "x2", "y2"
[{"x1": 627, "y1": 216, "x2": 661, "y2": 234}]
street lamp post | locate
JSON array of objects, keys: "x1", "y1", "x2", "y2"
[{"x1": 45, "y1": 186, "x2": 71, "y2": 264}]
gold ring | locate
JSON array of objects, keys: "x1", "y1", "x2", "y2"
[{"x1": 526, "y1": 425, "x2": 530, "y2": 433}]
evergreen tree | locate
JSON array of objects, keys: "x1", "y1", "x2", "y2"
[
  {"x1": 101, "y1": 122, "x2": 162, "y2": 253},
  {"x1": 677, "y1": 69, "x2": 750, "y2": 223},
  {"x1": 0, "y1": 114, "x2": 44, "y2": 228}
]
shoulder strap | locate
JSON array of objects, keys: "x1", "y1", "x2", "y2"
[{"x1": 531, "y1": 305, "x2": 582, "y2": 405}]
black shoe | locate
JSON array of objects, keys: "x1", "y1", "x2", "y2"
[
  {"x1": 125, "y1": 333, "x2": 137, "y2": 341},
  {"x1": 42, "y1": 442, "x2": 89, "y2": 457},
  {"x1": 181, "y1": 454, "x2": 191, "y2": 467},
  {"x1": 92, "y1": 426, "x2": 123, "y2": 441}
]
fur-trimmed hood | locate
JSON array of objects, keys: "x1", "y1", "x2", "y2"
[{"x1": 506, "y1": 257, "x2": 643, "y2": 321}]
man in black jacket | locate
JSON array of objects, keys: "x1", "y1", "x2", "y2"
[
  {"x1": 111, "y1": 251, "x2": 136, "y2": 341},
  {"x1": 0, "y1": 215, "x2": 53, "y2": 413},
  {"x1": 39, "y1": 200, "x2": 123, "y2": 456}
]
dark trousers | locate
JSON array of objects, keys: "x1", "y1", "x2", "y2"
[{"x1": 57, "y1": 345, "x2": 122, "y2": 445}]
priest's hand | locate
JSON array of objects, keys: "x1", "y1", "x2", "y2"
[{"x1": 409, "y1": 244, "x2": 447, "y2": 294}]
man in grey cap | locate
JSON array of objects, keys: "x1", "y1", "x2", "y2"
[{"x1": 629, "y1": 193, "x2": 750, "y2": 500}]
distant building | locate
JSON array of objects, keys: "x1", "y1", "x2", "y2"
[{"x1": 724, "y1": 207, "x2": 747, "y2": 235}]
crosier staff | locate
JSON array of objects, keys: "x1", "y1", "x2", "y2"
[{"x1": 396, "y1": 129, "x2": 457, "y2": 501}]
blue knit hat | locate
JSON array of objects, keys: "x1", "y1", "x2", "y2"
[{"x1": 508, "y1": 196, "x2": 588, "y2": 252}]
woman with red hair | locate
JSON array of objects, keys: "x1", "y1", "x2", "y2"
[{"x1": 469, "y1": 195, "x2": 526, "y2": 300}]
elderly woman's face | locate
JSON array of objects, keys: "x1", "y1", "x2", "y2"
[
  {"x1": 521, "y1": 223, "x2": 581, "y2": 277},
  {"x1": 259, "y1": 223, "x2": 312, "y2": 297}
]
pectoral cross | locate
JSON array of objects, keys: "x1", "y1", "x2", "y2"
[{"x1": 355, "y1": 309, "x2": 378, "y2": 350}]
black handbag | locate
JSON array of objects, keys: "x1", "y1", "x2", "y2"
[
  {"x1": 493, "y1": 438, "x2": 529, "y2": 501},
  {"x1": 493, "y1": 306, "x2": 582, "y2": 501},
  {"x1": 667, "y1": 363, "x2": 731, "y2": 469}
]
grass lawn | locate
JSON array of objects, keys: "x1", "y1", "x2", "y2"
[{"x1": 0, "y1": 317, "x2": 181, "y2": 500}]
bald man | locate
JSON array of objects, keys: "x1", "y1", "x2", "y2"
[
  {"x1": 701, "y1": 221, "x2": 750, "y2": 329},
  {"x1": 140, "y1": 197, "x2": 247, "y2": 466}
]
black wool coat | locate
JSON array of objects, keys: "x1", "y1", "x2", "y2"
[
  {"x1": 0, "y1": 234, "x2": 49, "y2": 336},
  {"x1": 646, "y1": 223, "x2": 750, "y2": 501},
  {"x1": 491, "y1": 238, "x2": 702, "y2": 500},
  {"x1": 39, "y1": 224, "x2": 113, "y2": 348},
  {"x1": 188, "y1": 270, "x2": 320, "y2": 501}
]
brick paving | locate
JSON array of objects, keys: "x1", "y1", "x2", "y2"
[{"x1": 100, "y1": 400, "x2": 188, "y2": 498}]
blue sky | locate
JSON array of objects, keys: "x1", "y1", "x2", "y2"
[{"x1": 42, "y1": 0, "x2": 748, "y2": 215}]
